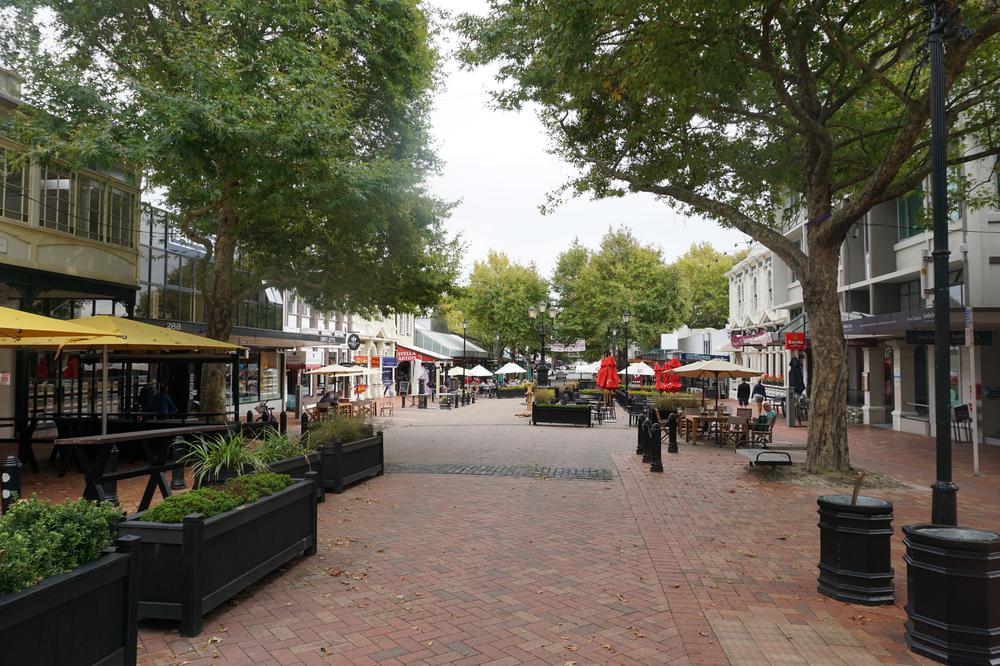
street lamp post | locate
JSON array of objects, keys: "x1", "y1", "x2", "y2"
[
  {"x1": 926, "y1": 1, "x2": 957, "y2": 527},
  {"x1": 461, "y1": 319, "x2": 468, "y2": 405},
  {"x1": 622, "y1": 312, "x2": 631, "y2": 398},
  {"x1": 528, "y1": 303, "x2": 557, "y2": 386}
]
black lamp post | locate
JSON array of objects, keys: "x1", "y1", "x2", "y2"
[
  {"x1": 528, "y1": 303, "x2": 557, "y2": 386},
  {"x1": 926, "y1": 0, "x2": 957, "y2": 527},
  {"x1": 622, "y1": 311, "x2": 631, "y2": 398},
  {"x1": 461, "y1": 319, "x2": 468, "y2": 405}
]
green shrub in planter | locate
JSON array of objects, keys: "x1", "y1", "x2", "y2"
[
  {"x1": 653, "y1": 393, "x2": 701, "y2": 413},
  {"x1": 140, "y1": 473, "x2": 295, "y2": 523},
  {"x1": 535, "y1": 388, "x2": 556, "y2": 404},
  {"x1": 182, "y1": 431, "x2": 267, "y2": 486},
  {"x1": 254, "y1": 427, "x2": 314, "y2": 461},
  {"x1": 579, "y1": 388, "x2": 604, "y2": 396},
  {"x1": 0, "y1": 497, "x2": 122, "y2": 596},
  {"x1": 307, "y1": 415, "x2": 375, "y2": 446}
]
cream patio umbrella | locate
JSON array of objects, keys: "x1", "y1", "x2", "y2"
[
  {"x1": 495, "y1": 362, "x2": 527, "y2": 375},
  {"x1": 671, "y1": 359, "x2": 759, "y2": 410},
  {"x1": 467, "y1": 365, "x2": 494, "y2": 377},
  {"x1": 447, "y1": 366, "x2": 468, "y2": 377}
]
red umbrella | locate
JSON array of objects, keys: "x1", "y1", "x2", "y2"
[
  {"x1": 603, "y1": 355, "x2": 620, "y2": 390},
  {"x1": 663, "y1": 357, "x2": 682, "y2": 392},
  {"x1": 654, "y1": 361, "x2": 667, "y2": 392}
]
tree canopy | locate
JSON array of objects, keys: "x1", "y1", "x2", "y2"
[
  {"x1": 673, "y1": 243, "x2": 745, "y2": 330},
  {"x1": 443, "y1": 251, "x2": 549, "y2": 359},
  {"x1": 552, "y1": 228, "x2": 684, "y2": 357},
  {"x1": 458, "y1": 0, "x2": 1000, "y2": 472}
]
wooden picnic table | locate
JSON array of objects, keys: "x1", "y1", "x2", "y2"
[
  {"x1": 54, "y1": 424, "x2": 229, "y2": 512},
  {"x1": 685, "y1": 414, "x2": 751, "y2": 446}
]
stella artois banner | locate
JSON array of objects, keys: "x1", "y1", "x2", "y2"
[{"x1": 550, "y1": 339, "x2": 586, "y2": 353}]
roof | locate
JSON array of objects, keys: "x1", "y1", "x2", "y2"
[
  {"x1": 415, "y1": 329, "x2": 488, "y2": 357},
  {"x1": 397, "y1": 343, "x2": 451, "y2": 362}
]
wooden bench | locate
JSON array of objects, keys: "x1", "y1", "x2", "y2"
[{"x1": 54, "y1": 424, "x2": 230, "y2": 512}]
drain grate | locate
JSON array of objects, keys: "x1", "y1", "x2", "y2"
[{"x1": 386, "y1": 463, "x2": 615, "y2": 481}]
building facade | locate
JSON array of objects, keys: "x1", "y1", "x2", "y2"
[{"x1": 726, "y1": 157, "x2": 1000, "y2": 444}]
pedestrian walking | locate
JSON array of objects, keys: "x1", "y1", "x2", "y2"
[
  {"x1": 737, "y1": 378, "x2": 751, "y2": 407},
  {"x1": 751, "y1": 379, "x2": 766, "y2": 416}
]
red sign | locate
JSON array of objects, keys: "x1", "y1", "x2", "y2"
[
  {"x1": 784, "y1": 333, "x2": 806, "y2": 350},
  {"x1": 396, "y1": 346, "x2": 437, "y2": 363}
]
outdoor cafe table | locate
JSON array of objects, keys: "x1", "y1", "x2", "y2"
[
  {"x1": 684, "y1": 414, "x2": 742, "y2": 445},
  {"x1": 53, "y1": 424, "x2": 229, "y2": 512}
]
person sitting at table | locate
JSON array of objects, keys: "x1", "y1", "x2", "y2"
[
  {"x1": 152, "y1": 383, "x2": 177, "y2": 419},
  {"x1": 317, "y1": 389, "x2": 336, "y2": 406},
  {"x1": 761, "y1": 402, "x2": 777, "y2": 419}
]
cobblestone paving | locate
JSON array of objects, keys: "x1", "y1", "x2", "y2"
[{"x1": 387, "y1": 463, "x2": 616, "y2": 481}]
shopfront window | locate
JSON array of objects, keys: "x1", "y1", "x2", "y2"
[{"x1": 260, "y1": 351, "x2": 280, "y2": 400}]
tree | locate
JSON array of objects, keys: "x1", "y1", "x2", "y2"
[
  {"x1": 459, "y1": 1, "x2": 1000, "y2": 472},
  {"x1": 445, "y1": 251, "x2": 549, "y2": 361},
  {"x1": 552, "y1": 228, "x2": 685, "y2": 357},
  {"x1": 2, "y1": 0, "x2": 459, "y2": 414},
  {"x1": 672, "y1": 243, "x2": 743, "y2": 329}
]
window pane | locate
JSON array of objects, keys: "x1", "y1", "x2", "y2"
[
  {"x1": 41, "y1": 167, "x2": 72, "y2": 232},
  {"x1": 2, "y1": 149, "x2": 27, "y2": 222},
  {"x1": 75, "y1": 176, "x2": 103, "y2": 239}
]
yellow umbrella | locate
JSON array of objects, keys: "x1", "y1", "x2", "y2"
[
  {"x1": 0, "y1": 316, "x2": 240, "y2": 434},
  {"x1": 672, "y1": 359, "x2": 759, "y2": 410},
  {"x1": 0, "y1": 306, "x2": 109, "y2": 340}
]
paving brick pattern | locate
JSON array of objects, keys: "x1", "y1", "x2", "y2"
[{"x1": 387, "y1": 463, "x2": 616, "y2": 481}]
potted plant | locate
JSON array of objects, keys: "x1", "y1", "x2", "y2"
[
  {"x1": 183, "y1": 431, "x2": 267, "y2": 487},
  {"x1": 305, "y1": 415, "x2": 383, "y2": 493},
  {"x1": 496, "y1": 382, "x2": 531, "y2": 398},
  {"x1": 118, "y1": 471, "x2": 319, "y2": 637},
  {"x1": 0, "y1": 497, "x2": 139, "y2": 666}
]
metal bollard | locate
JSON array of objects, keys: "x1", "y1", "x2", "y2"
[
  {"x1": 246, "y1": 410, "x2": 254, "y2": 424},
  {"x1": 1, "y1": 455, "x2": 22, "y2": 513},
  {"x1": 279, "y1": 410, "x2": 287, "y2": 435},
  {"x1": 649, "y1": 424, "x2": 663, "y2": 473},
  {"x1": 667, "y1": 413, "x2": 679, "y2": 454},
  {"x1": 636, "y1": 415, "x2": 647, "y2": 455},
  {"x1": 170, "y1": 436, "x2": 187, "y2": 490},
  {"x1": 104, "y1": 445, "x2": 120, "y2": 506},
  {"x1": 642, "y1": 418, "x2": 654, "y2": 463},
  {"x1": 301, "y1": 412, "x2": 310, "y2": 436}
]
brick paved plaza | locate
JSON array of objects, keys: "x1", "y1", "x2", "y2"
[{"x1": 24, "y1": 398, "x2": 1000, "y2": 665}]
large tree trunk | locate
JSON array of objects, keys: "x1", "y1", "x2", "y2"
[
  {"x1": 801, "y1": 239, "x2": 851, "y2": 473},
  {"x1": 199, "y1": 207, "x2": 238, "y2": 420}
]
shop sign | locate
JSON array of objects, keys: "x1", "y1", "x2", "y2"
[
  {"x1": 730, "y1": 331, "x2": 774, "y2": 348},
  {"x1": 965, "y1": 307, "x2": 974, "y2": 347},
  {"x1": 397, "y1": 346, "x2": 437, "y2": 363},
  {"x1": 905, "y1": 329, "x2": 993, "y2": 346},
  {"x1": 550, "y1": 339, "x2": 586, "y2": 353},
  {"x1": 381, "y1": 357, "x2": 398, "y2": 368},
  {"x1": 285, "y1": 351, "x2": 307, "y2": 366},
  {"x1": 353, "y1": 355, "x2": 379, "y2": 367},
  {"x1": 347, "y1": 333, "x2": 361, "y2": 350},
  {"x1": 847, "y1": 338, "x2": 878, "y2": 348},
  {"x1": 784, "y1": 333, "x2": 806, "y2": 350}
]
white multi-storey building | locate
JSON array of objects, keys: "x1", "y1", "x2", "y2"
[{"x1": 727, "y1": 158, "x2": 1000, "y2": 444}]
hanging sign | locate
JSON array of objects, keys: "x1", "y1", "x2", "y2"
[
  {"x1": 784, "y1": 332, "x2": 806, "y2": 350},
  {"x1": 965, "y1": 307, "x2": 974, "y2": 347},
  {"x1": 550, "y1": 339, "x2": 586, "y2": 353},
  {"x1": 381, "y1": 357, "x2": 398, "y2": 368},
  {"x1": 347, "y1": 333, "x2": 361, "y2": 350}
]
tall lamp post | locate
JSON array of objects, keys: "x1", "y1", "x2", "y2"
[
  {"x1": 927, "y1": 1, "x2": 958, "y2": 526},
  {"x1": 528, "y1": 303, "x2": 557, "y2": 386},
  {"x1": 622, "y1": 311, "x2": 631, "y2": 398},
  {"x1": 461, "y1": 319, "x2": 468, "y2": 405}
]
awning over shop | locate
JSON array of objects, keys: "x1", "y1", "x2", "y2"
[
  {"x1": 396, "y1": 344, "x2": 450, "y2": 363},
  {"x1": 414, "y1": 328, "x2": 488, "y2": 358}
]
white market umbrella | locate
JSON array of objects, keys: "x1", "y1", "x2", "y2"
[
  {"x1": 306, "y1": 363, "x2": 364, "y2": 376},
  {"x1": 467, "y1": 364, "x2": 493, "y2": 377},
  {"x1": 495, "y1": 362, "x2": 527, "y2": 375},
  {"x1": 447, "y1": 366, "x2": 467, "y2": 377},
  {"x1": 672, "y1": 359, "x2": 759, "y2": 409},
  {"x1": 618, "y1": 362, "x2": 656, "y2": 377}
]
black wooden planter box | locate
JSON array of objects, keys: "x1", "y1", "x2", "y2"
[
  {"x1": 118, "y1": 475, "x2": 318, "y2": 637},
  {"x1": 816, "y1": 494, "x2": 894, "y2": 605},
  {"x1": 496, "y1": 387, "x2": 527, "y2": 399},
  {"x1": 532, "y1": 405, "x2": 591, "y2": 427},
  {"x1": 267, "y1": 451, "x2": 324, "y2": 503},
  {"x1": 903, "y1": 524, "x2": 1000, "y2": 665},
  {"x1": 319, "y1": 433, "x2": 384, "y2": 493},
  {"x1": 0, "y1": 535, "x2": 141, "y2": 666}
]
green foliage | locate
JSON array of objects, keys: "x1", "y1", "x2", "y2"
[
  {"x1": 306, "y1": 416, "x2": 375, "y2": 448},
  {"x1": 254, "y1": 428, "x2": 314, "y2": 463},
  {"x1": 653, "y1": 393, "x2": 702, "y2": 414},
  {"x1": 181, "y1": 433, "x2": 267, "y2": 486},
  {"x1": 139, "y1": 473, "x2": 295, "y2": 524},
  {"x1": 672, "y1": 243, "x2": 741, "y2": 329},
  {"x1": 534, "y1": 404, "x2": 589, "y2": 410},
  {"x1": 0, "y1": 498, "x2": 122, "y2": 596},
  {"x1": 534, "y1": 388, "x2": 556, "y2": 404},
  {"x1": 551, "y1": 229, "x2": 684, "y2": 354},
  {"x1": 444, "y1": 252, "x2": 549, "y2": 359},
  {"x1": 578, "y1": 388, "x2": 604, "y2": 396},
  {"x1": 498, "y1": 383, "x2": 533, "y2": 391},
  {"x1": 0, "y1": 1, "x2": 460, "y2": 403}
]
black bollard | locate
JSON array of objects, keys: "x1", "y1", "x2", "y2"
[
  {"x1": 667, "y1": 413, "x2": 679, "y2": 454},
  {"x1": 636, "y1": 415, "x2": 647, "y2": 455},
  {"x1": 301, "y1": 412, "x2": 310, "y2": 436},
  {"x1": 279, "y1": 410, "x2": 287, "y2": 435},
  {"x1": 1, "y1": 455, "x2": 22, "y2": 513},
  {"x1": 642, "y1": 418, "x2": 653, "y2": 463},
  {"x1": 246, "y1": 410, "x2": 254, "y2": 424},
  {"x1": 649, "y1": 424, "x2": 663, "y2": 472},
  {"x1": 103, "y1": 445, "x2": 120, "y2": 506},
  {"x1": 170, "y1": 437, "x2": 187, "y2": 490}
]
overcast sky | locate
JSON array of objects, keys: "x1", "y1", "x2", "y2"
[{"x1": 428, "y1": 0, "x2": 750, "y2": 280}]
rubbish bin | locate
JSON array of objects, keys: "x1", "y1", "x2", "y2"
[
  {"x1": 817, "y1": 494, "x2": 894, "y2": 605},
  {"x1": 903, "y1": 524, "x2": 1000, "y2": 665}
]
